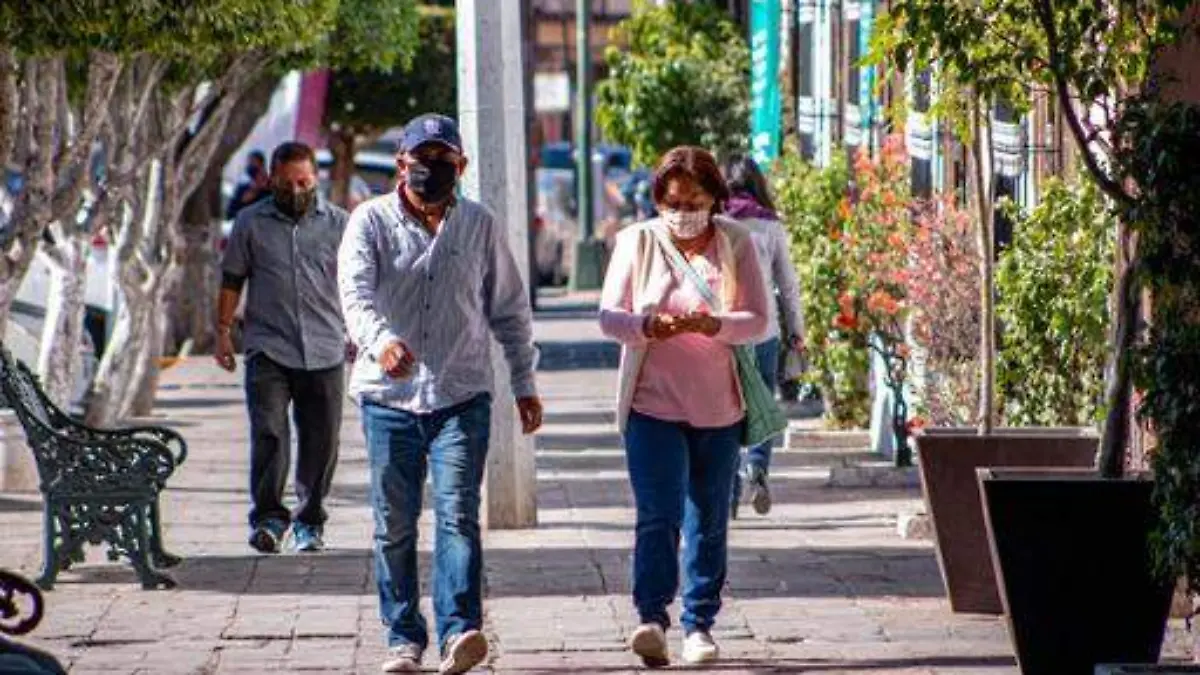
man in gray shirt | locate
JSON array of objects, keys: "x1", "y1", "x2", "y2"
[
  {"x1": 215, "y1": 141, "x2": 351, "y2": 555},
  {"x1": 338, "y1": 114, "x2": 542, "y2": 675}
]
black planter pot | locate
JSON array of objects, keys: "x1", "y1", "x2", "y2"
[{"x1": 978, "y1": 469, "x2": 1173, "y2": 675}]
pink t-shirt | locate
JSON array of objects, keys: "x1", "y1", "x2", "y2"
[{"x1": 599, "y1": 226, "x2": 770, "y2": 429}]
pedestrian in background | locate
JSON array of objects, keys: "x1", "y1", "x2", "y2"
[
  {"x1": 722, "y1": 155, "x2": 806, "y2": 518},
  {"x1": 338, "y1": 113, "x2": 543, "y2": 675},
  {"x1": 215, "y1": 141, "x2": 352, "y2": 555},
  {"x1": 599, "y1": 146, "x2": 769, "y2": 668},
  {"x1": 225, "y1": 150, "x2": 271, "y2": 220}
]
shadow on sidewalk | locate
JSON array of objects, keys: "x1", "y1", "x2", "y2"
[
  {"x1": 501, "y1": 654, "x2": 1016, "y2": 674},
  {"x1": 0, "y1": 495, "x2": 41, "y2": 512},
  {"x1": 535, "y1": 341, "x2": 620, "y2": 371},
  {"x1": 45, "y1": 542, "x2": 943, "y2": 600}
]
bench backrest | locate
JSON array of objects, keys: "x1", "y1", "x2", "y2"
[{"x1": 0, "y1": 347, "x2": 56, "y2": 436}]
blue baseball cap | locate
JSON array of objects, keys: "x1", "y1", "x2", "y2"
[{"x1": 398, "y1": 113, "x2": 463, "y2": 155}]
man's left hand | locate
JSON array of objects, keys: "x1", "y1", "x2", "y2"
[{"x1": 517, "y1": 396, "x2": 543, "y2": 435}]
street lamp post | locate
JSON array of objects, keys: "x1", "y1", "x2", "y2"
[
  {"x1": 576, "y1": 0, "x2": 593, "y2": 245},
  {"x1": 569, "y1": 0, "x2": 604, "y2": 292}
]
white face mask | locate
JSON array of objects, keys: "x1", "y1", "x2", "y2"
[{"x1": 661, "y1": 208, "x2": 711, "y2": 239}]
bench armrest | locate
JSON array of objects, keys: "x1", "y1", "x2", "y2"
[
  {"x1": 38, "y1": 432, "x2": 177, "y2": 495},
  {"x1": 50, "y1": 418, "x2": 188, "y2": 467}
]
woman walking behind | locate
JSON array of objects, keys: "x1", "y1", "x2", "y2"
[
  {"x1": 599, "y1": 146, "x2": 770, "y2": 668},
  {"x1": 723, "y1": 156, "x2": 806, "y2": 518}
]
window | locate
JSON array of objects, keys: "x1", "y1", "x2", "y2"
[
  {"x1": 993, "y1": 174, "x2": 1018, "y2": 253},
  {"x1": 911, "y1": 158, "x2": 932, "y2": 199},
  {"x1": 913, "y1": 69, "x2": 932, "y2": 113},
  {"x1": 799, "y1": 132, "x2": 816, "y2": 160},
  {"x1": 994, "y1": 99, "x2": 1018, "y2": 124},
  {"x1": 952, "y1": 143, "x2": 968, "y2": 206},
  {"x1": 846, "y1": 19, "x2": 861, "y2": 107},
  {"x1": 796, "y1": 22, "x2": 814, "y2": 98}
]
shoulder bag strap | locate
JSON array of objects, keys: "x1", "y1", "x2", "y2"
[{"x1": 648, "y1": 225, "x2": 723, "y2": 312}]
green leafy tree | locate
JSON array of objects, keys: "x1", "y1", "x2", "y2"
[
  {"x1": 596, "y1": 0, "x2": 750, "y2": 167},
  {"x1": 870, "y1": 0, "x2": 1189, "y2": 474},
  {"x1": 325, "y1": 5, "x2": 455, "y2": 206}
]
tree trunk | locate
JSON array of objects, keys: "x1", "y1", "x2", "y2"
[
  {"x1": 36, "y1": 238, "x2": 89, "y2": 408},
  {"x1": 86, "y1": 298, "x2": 152, "y2": 427},
  {"x1": 1097, "y1": 232, "x2": 1139, "y2": 479},
  {"x1": 328, "y1": 127, "x2": 357, "y2": 208},
  {"x1": 970, "y1": 99, "x2": 996, "y2": 434},
  {"x1": 126, "y1": 306, "x2": 165, "y2": 418},
  {"x1": 130, "y1": 259, "x2": 182, "y2": 418},
  {"x1": 175, "y1": 72, "x2": 281, "y2": 355}
]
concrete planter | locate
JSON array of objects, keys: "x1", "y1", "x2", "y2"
[
  {"x1": 982, "y1": 469, "x2": 1171, "y2": 675},
  {"x1": 0, "y1": 410, "x2": 37, "y2": 492},
  {"x1": 916, "y1": 427, "x2": 1098, "y2": 614}
]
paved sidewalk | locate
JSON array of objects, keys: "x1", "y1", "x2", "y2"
[{"x1": 0, "y1": 309, "x2": 1191, "y2": 673}]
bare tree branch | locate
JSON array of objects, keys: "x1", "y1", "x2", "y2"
[
  {"x1": 110, "y1": 51, "x2": 268, "y2": 187},
  {"x1": 50, "y1": 51, "x2": 123, "y2": 225},
  {"x1": 1033, "y1": 0, "x2": 1133, "y2": 205}
]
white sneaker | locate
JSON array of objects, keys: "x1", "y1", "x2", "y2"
[
  {"x1": 439, "y1": 629, "x2": 489, "y2": 674},
  {"x1": 381, "y1": 643, "x2": 423, "y2": 673},
  {"x1": 682, "y1": 630, "x2": 719, "y2": 664},
  {"x1": 629, "y1": 623, "x2": 670, "y2": 668}
]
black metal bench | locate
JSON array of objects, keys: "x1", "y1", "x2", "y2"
[
  {"x1": 0, "y1": 346, "x2": 188, "y2": 590},
  {"x1": 0, "y1": 569, "x2": 66, "y2": 674}
]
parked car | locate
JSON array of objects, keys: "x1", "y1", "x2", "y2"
[{"x1": 531, "y1": 142, "x2": 638, "y2": 286}]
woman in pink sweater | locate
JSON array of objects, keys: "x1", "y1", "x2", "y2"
[{"x1": 599, "y1": 146, "x2": 770, "y2": 668}]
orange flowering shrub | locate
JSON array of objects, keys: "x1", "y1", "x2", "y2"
[{"x1": 831, "y1": 135, "x2": 916, "y2": 465}]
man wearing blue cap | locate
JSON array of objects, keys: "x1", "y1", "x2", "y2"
[{"x1": 337, "y1": 113, "x2": 543, "y2": 674}]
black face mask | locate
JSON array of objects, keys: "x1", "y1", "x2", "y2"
[
  {"x1": 274, "y1": 186, "x2": 317, "y2": 218},
  {"x1": 407, "y1": 158, "x2": 458, "y2": 204}
]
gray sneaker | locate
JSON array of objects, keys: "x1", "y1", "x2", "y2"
[
  {"x1": 381, "y1": 643, "x2": 423, "y2": 673},
  {"x1": 439, "y1": 630, "x2": 488, "y2": 674}
]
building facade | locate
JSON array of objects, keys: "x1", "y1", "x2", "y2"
[{"x1": 785, "y1": 0, "x2": 1075, "y2": 216}]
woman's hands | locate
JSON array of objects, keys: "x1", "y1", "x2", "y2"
[{"x1": 643, "y1": 312, "x2": 723, "y2": 340}]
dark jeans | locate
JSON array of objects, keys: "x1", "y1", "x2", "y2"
[
  {"x1": 245, "y1": 353, "x2": 344, "y2": 528},
  {"x1": 624, "y1": 409, "x2": 743, "y2": 633},
  {"x1": 362, "y1": 394, "x2": 492, "y2": 652}
]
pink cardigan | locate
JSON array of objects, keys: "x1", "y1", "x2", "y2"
[{"x1": 599, "y1": 217, "x2": 770, "y2": 430}]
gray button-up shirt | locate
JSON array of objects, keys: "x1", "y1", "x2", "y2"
[
  {"x1": 222, "y1": 197, "x2": 349, "y2": 371},
  {"x1": 337, "y1": 192, "x2": 538, "y2": 413}
]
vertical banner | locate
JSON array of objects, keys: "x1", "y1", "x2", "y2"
[{"x1": 750, "y1": 0, "x2": 782, "y2": 165}]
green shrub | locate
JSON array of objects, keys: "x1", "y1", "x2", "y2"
[
  {"x1": 996, "y1": 178, "x2": 1114, "y2": 427},
  {"x1": 772, "y1": 149, "x2": 871, "y2": 429}
]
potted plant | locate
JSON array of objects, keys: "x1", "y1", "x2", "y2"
[
  {"x1": 879, "y1": 0, "x2": 1196, "y2": 672},
  {"x1": 869, "y1": 17, "x2": 1099, "y2": 617}
]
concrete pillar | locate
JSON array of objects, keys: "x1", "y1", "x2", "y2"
[{"x1": 457, "y1": 0, "x2": 538, "y2": 530}]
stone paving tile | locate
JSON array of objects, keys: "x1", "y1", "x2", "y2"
[{"x1": 1, "y1": 316, "x2": 1195, "y2": 673}]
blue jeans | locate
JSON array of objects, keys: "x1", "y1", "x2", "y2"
[
  {"x1": 362, "y1": 394, "x2": 492, "y2": 652},
  {"x1": 624, "y1": 410, "x2": 743, "y2": 632},
  {"x1": 746, "y1": 337, "x2": 781, "y2": 472}
]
